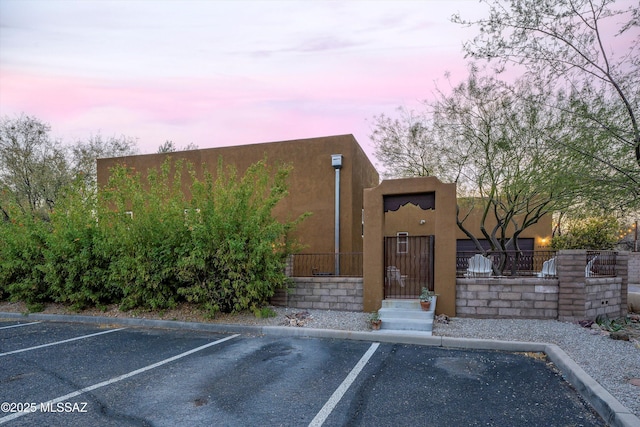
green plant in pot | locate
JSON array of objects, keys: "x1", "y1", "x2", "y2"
[
  {"x1": 369, "y1": 311, "x2": 382, "y2": 330},
  {"x1": 419, "y1": 287, "x2": 434, "y2": 311}
]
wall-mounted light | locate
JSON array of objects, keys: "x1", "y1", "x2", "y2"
[
  {"x1": 331, "y1": 154, "x2": 343, "y2": 169},
  {"x1": 419, "y1": 220, "x2": 426, "y2": 225}
]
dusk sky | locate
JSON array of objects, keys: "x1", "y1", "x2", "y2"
[{"x1": 0, "y1": 0, "x2": 525, "y2": 164}]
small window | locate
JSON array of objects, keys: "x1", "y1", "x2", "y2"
[{"x1": 397, "y1": 232, "x2": 408, "y2": 253}]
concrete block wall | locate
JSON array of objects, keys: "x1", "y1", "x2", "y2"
[
  {"x1": 584, "y1": 278, "x2": 622, "y2": 319},
  {"x1": 629, "y1": 252, "x2": 640, "y2": 284},
  {"x1": 274, "y1": 251, "x2": 631, "y2": 320},
  {"x1": 615, "y1": 251, "x2": 629, "y2": 317},
  {"x1": 456, "y1": 278, "x2": 559, "y2": 319},
  {"x1": 556, "y1": 250, "x2": 588, "y2": 321},
  {"x1": 555, "y1": 250, "x2": 625, "y2": 322},
  {"x1": 271, "y1": 277, "x2": 363, "y2": 312},
  {"x1": 456, "y1": 250, "x2": 626, "y2": 321}
]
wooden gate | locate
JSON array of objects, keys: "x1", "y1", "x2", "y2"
[{"x1": 384, "y1": 235, "x2": 434, "y2": 299}]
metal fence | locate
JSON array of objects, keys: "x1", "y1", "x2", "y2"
[
  {"x1": 384, "y1": 235, "x2": 434, "y2": 298},
  {"x1": 586, "y1": 250, "x2": 617, "y2": 277},
  {"x1": 291, "y1": 250, "x2": 618, "y2": 278},
  {"x1": 456, "y1": 250, "x2": 557, "y2": 277},
  {"x1": 290, "y1": 253, "x2": 363, "y2": 277},
  {"x1": 457, "y1": 249, "x2": 619, "y2": 278}
]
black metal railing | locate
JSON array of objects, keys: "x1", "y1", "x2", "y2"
[
  {"x1": 586, "y1": 250, "x2": 617, "y2": 277},
  {"x1": 384, "y1": 235, "x2": 434, "y2": 298},
  {"x1": 456, "y1": 250, "x2": 557, "y2": 277},
  {"x1": 291, "y1": 253, "x2": 363, "y2": 277}
]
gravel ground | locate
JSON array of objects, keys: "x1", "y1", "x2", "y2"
[{"x1": 1, "y1": 302, "x2": 639, "y2": 418}]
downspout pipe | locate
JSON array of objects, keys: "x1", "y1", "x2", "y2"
[{"x1": 331, "y1": 154, "x2": 343, "y2": 275}]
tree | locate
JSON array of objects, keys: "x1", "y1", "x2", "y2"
[
  {"x1": 0, "y1": 114, "x2": 70, "y2": 218},
  {"x1": 453, "y1": 0, "x2": 640, "y2": 210},
  {"x1": 551, "y1": 216, "x2": 620, "y2": 249},
  {"x1": 435, "y1": 70, "x2": 579, "y2": 270},
  {"x1": 370, "y1": 108, "x2": 448, "y2": 179},
  {"x1": 371, "y1": 67, "x2": 580, "y2": 273},
  {"x1": 70, "y1": 133, "x2": 138, "y2": 187},
  {"x1": 157, "y1": 140, "x2": 199, "y2": 153},
  {"x1": 1, "y1": 114, "x2": 139, "y2": 220},
  {"x1": 157, "y1": 140, "x2": 177, "y2": 153}
]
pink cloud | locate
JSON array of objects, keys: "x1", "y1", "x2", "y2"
[{"x1": 0, "y1": 45, "x2": 471, "y2": 163}]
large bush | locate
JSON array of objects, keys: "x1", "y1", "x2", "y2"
[
  {"x1": 551, "y1": 216, "x2": 619, "y2": 250},
  {"x1": 44, "y1": 182, "x2": 119, "y2": 310},
  {"x1": 175, "y1": 160, "x2": 306, "y2": 316},
  {"x1": 0, "y1": 158, "x2": 306, "y2": 315},
  {"x1": 98, "y1": 160, "x2": 191, "y2": 311},
  {"x1": 0, "y1": 198, "x2": 49, "y2": 310}
]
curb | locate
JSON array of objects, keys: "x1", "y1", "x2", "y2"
[{"x1": 2, "y1": 311, "x2": 638, "y2": 427}]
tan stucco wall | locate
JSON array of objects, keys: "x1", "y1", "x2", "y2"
[
  {"x1": 96, "y1": 134, "x2": 379, "y2": 255},
  {"x1": 363, "y1": 177, "x2": 457, "y2": 315},
  {"x1": 384, "y1": 204, "x2": 438, "y2": 236}
]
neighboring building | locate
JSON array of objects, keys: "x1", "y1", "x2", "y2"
[{"x1": 454, "y1": 200, "x2": 552, "y2": 253}]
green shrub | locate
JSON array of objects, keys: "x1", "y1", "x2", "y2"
[
  {"x1": 176, "y1": 159, "x2": 307, "y2": 316},
  {"x1": 0, "y1": 202, "x2": 50, "y2": 307},
  {"x1": 99, "y1": 160, "x2": 190, "y2": 311},
  {"x1": 1, "y1": 157, "x2": 306, "y2": 315},
  {"x1": 44, "y1": 182, "x2": 119, "y2": 310},
  {"x1": 551, "y1": 216, "x2": 619, "y2": 250},
  {"x1": 255, "y1": 307, "x2": 277, "y2": 318}
]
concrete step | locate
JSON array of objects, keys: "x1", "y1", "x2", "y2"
[
  {"x1": 381, "y1": 297, "x2": 437, "y2": 312},
  {"x1": 380, "y1": 318, "x2": 433, "y2": 332},
  {"x1": 378, "y1": 307, "x2": 433, "y2": 320},
  {"x1": 377, "y1": 297, "x2": 437, "y2": 334}
]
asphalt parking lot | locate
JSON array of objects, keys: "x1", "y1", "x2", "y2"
[{"x1": 0, "y1": 320, "x2": 605, "y2": 426}]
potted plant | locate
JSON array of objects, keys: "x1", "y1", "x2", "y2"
[
  {"x1": 369, "y1": 312, "x2": 382, "y2": 330},
  {"x1": 419, "y1": 287, "x2": 434, "y2": 311}
]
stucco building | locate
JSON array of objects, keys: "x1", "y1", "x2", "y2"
[
  {"x1": 97, "y1": 134, "x2": 379, "y2": 257},
  {"x1": 97, "y1": 134, "x2": 553, "y2": 315}
]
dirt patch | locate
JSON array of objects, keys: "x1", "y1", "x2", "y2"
[
  {"x1": 0, "y1": 301, "x2": 273, "y2": 326},
  {"x1": 0, "y1": 301, "x2": 371, "y2": 331}
]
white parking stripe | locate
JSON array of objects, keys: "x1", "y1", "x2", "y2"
[
  {"x1": 0, "y1": 321, "x2": 41, "y2": 330},
  {"x1": 0, "y1": 328, "x2": 126, "y2": 357},
  {"x1": 309, "y1": 342, "x2": 380, "y2": 427},
  {"x1": 0, "y1": 333, "x2": 240, "y2": 424}
]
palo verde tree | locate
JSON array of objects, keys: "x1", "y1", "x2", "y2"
[
  {"x1": 371, "y1": 67, "x2": 580, "y2": 273},
  {"x1": 434, "y1": 69, "x2": 580, "y2": 272},
  {"x1": 453, "y1": 0, "x2": 640, "y2": 212},
  {"x1": 371, "y1": 107, "x2": 450, "y2": 179}
]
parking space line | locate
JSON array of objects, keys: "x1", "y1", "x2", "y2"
[
  {"x1": 0, "y1": 333, "x2": 240, "y2": 424},
  {"x1": 0, "y1": 321, "x2": 41, "y2": 330},
  {"x1": 309, "y1": 342, "x2": 380, "y2": 427},
  {"x1": 0, "y1": 328, "x2": 126, "y2": 357}
]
